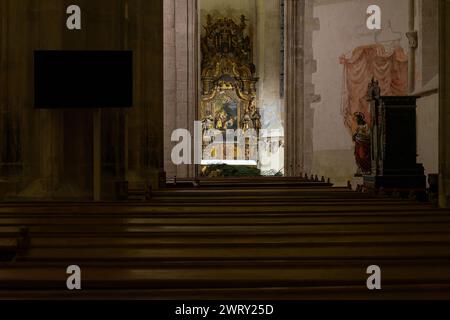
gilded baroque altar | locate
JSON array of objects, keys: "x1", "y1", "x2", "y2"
[{"x1": 200, "y1": 15, "x2": 260, "y2": 165}]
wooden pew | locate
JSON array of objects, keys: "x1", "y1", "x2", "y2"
[
  {"x1": 166, "y1": 176, "x2": 333, "y2": 189},
  {"x1": 0, "y1": 226, "x2": 28, "y2": 262},
  {"x1": 25, "y1": 233, "x2": 450, "y2": 248},
  {"x1": 0, "y1": 202, "x2": 437, "y2": 216},
  {"x1": 0, "y1": 262, "x2": 449, "y2": 299},
  {"x1": 2, "y1": 213, "x2": 450, "y2": 226},
  {"x1": 0, "y1": 182, "x2": 450, "y2": 299},
  {"x1": 0, "y1": 239, "x2": 18, "y2": 262}
]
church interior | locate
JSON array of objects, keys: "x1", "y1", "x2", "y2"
[{"x1": 0, "y1": 0, "x2": 450, "y2": 300}]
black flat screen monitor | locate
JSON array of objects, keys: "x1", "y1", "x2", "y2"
[{"x1": 34, "y1": 50, "x2": 133, "y2": 109}]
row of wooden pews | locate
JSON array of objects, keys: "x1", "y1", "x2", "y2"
[{"x1": 0, "y1": 180, "x2": 450, "y2": 299}]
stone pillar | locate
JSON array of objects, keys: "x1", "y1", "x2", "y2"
[
  {"x1": 303, "y1": 0, "x2": 320, "y2": 174},
  {"x1": 284, "y1": 0, "x2": 317, "y2": 177},
  {"x1": 407, "y1": 0, "x2": 418, "y2": 93},
  {"x1": 138, "y1": 0, "x2": 165, "y2": 187},
  {"x1": 0, "y1": 1, "x2": 8, "y2": 184},
  {"x1": 23, "y1": 0, "x2": 65, "y2": 199},
  {"x1": 284, "y1": 0, "x2": 305, "y2": 177},
  {"x1": 439, "y1": 0, "x2": 450, "y2": 207},
  {"x1": 259, "y1": 0, "x2": 281, "y2": 105},
  {"x1": 163, "y1": 0, "x2": 198, "y2": 179}
]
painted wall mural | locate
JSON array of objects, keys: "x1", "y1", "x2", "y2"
[{"x1": 339, "y1": 43, "x2": 408, "y2": 135}]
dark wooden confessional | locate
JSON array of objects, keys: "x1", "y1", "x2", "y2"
[{"x1": 364, "y1": 79, "x2": 426, "y2": 194}]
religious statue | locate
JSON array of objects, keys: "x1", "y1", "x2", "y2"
[
  {"x1": 252, "y1": 109, "x2": 262, "y2": 131},
  {"x1": 353, "y1": 112, "x2": 371, "y2": 176},
  {"x1": 215, "y1": 112, "x2": 227, "y2": 130},
  {"x1": 245, "y1": 98, "x2": 260, "y2": 131},
  {"x1": 241, "y1": 109, "x2": 254, "y2": 131},
  {"x1": 224, "y1": 116, "x2": 235, "y2": 130},
  {"x1": 366, "y1": 78, "x2": 381, "y2": 101},
  {"x1": 248, "y1": 98, "x2": 256, "y2": 113},
  {"x1": 202, "y1": 114, "x2": 214, "y2": 132}
]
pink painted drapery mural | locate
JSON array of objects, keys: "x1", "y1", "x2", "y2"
[{"x1": 339, "y1": 44, "x2": 408, "y2": 134}]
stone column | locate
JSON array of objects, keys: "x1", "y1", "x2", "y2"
[
  {"x1": 0, "y1": 1, "x2": 8, "y2": 178},
  {"x1": 284, "y1": 0, "x2": 305, "y2": 177},
  {"x1": 284, "y1": 0, "x2": 317, "y2": 177},
  {"x1": 439, "y1": 0, "x2": 450, "y2": 207},
  {"x1": 407, "y1": 0, "x2": 418, "y2": 93},
  {"x1": 0, "y1": 0, "x2": 9, "y2": 196},
  {"x1": 163, "y1": 0, "x2": 198, "y2": 179},
  {"x1": 303, "y1": 0, "x2": 320, "y2": 174},
  {"x1": 20, "y1": 0, "x2": 63, "y2": 199}
]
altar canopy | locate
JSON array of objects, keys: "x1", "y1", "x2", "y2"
[{"x1": 339, "y1": 44, "x2": 408, "y2": 134}]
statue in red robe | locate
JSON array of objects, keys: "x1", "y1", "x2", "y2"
[{"x1": 353, "y1": 112, "x2": 371, "y2": 175}]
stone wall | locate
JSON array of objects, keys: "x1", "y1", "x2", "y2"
[
  {"x1": 415, "y1": 0, "x2": 439, "y2": 182},
  {"x1": 311, "y1": 0, "x2": 410, "y2": 185}
]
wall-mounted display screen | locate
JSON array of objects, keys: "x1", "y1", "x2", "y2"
[{"x1": 34, "y1": 50, "x2": 133, "y2": 109}]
